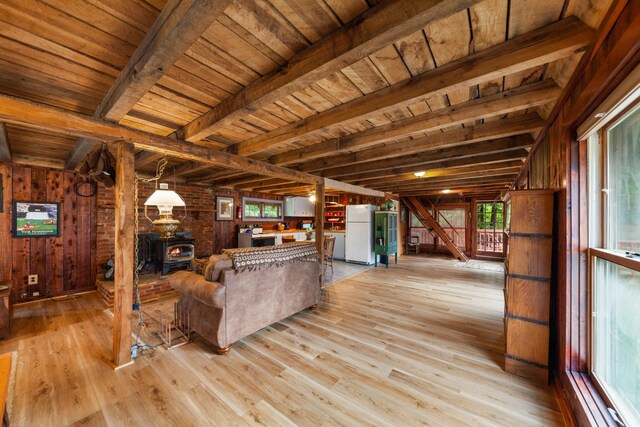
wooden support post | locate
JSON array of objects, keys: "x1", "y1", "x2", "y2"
[
  {"x1": 315, "y1": 183, "x2": 325, "y2": 288},
  {"x1": 113, "y1": 142, "x2": 135, "y2": 368}
]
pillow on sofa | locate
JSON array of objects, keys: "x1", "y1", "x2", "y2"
[
  {"x1": 191, "y1": 258, "x2": 209, "y2": 275},
  {"x1": 205, "y1": 254, "x2": 233, "y2": 282}
]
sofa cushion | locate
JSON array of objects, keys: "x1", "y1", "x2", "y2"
[
  {"x1": 205, "y1": 254, "x2": 233, "y2": 282},
  {"x1": 169, "y1": 271, "x2": 226, "y2": 308},
  {"x1": 191, "y1": 258, "x2": 208, "y2": 275}
]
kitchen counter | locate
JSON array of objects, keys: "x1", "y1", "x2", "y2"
[{"x1": 268, "y1": 229, "x2": 344, "y2": 234}]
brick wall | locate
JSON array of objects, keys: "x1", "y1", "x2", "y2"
[{"x1": 96, "y1": 181, "x2": 215, "y2": 267}]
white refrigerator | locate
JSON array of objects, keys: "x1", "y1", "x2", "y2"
[{"x1": 345, "y1": 204, "x2": 378, "y2": 265}]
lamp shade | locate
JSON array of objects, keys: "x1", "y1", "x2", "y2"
[{"x1": 144, "y1": 184, "x2": 185, "y2": 207}]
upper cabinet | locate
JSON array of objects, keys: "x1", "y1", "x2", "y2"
[{"x1": 284, "y1": 197, "x2": 315, "y2": 217}]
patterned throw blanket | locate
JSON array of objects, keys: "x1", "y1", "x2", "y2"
[{"x1": 222, "y1": 242, "x2": 318, "y2": 272}]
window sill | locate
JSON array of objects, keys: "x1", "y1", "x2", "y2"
[{"x1": 560, "y1": 370, "x2": 617, "y2": 426}]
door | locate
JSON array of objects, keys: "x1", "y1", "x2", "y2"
[{"x1": 475, "y1": 201, "x2": 506, "y2": 256}]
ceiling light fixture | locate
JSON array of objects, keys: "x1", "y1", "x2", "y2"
[
  {"x1": 414, "y1": 171, "x2": 426, "y2": 177},
  {"x1": 442, "y1": 189, "x2": 451, "y2": 194}
]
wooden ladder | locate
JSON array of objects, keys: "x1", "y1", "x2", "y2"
[{"x1": 404, "y1": 196, "x2": 469, "y2": 262}]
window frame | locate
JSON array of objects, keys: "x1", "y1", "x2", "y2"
[
  {"x1": 474, "y1": 200, "x2": 507, "y2": 257},
  {"x1": 587, "y1": 100, "x2": 640, "y2": 426},
  {"x1": 242, "y1": 197, "x2": 284, "y2": 222}
]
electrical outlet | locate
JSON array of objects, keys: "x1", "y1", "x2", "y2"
[
  {"x1": 33, "y1": 291, "x2": 40, "y2": 297},
  {"x1": 28, "y1": 274, "x2": 38, "y2": 285}
]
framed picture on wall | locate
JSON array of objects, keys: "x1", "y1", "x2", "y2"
[
  {"x1": 13, "y1": 201, "x2": 60, "y2": 238},
  {"x1": 216, "y1": 196, "x2": 234, "y2": 221}
]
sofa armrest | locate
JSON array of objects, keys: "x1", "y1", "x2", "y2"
[{"x1": 169, "y1": 271, "x2": 226, "y2": 308}]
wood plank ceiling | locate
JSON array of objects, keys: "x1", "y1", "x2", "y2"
[{"x1": 0, "y1": 0, "x2": 613, "y2": 197}]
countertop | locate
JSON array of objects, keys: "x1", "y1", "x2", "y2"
[{"x1": 262, "y1": 229, "x2": 346, "y2": 234}]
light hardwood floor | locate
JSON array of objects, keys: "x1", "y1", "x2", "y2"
[{"x1": 0, "y1": 256, "x2": 564, "y2": 426}]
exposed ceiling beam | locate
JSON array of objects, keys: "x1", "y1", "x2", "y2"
[
  {"x1": 270, "y1": 79, "x2": 560, "y2": 166},
  {"x1": 370, "y1": 168, "x2": 523, "y2": 189},
  {"x1": 399, "y1": 186, "x2": 507, "y2": 196},
  {"x1": 349, "y1": 160, "x2": 526, "y2": 184},
  {"x1": 295, "y1": 113, "x2": 543, "y2": 172},
  {"x1": 338, "y1": 150, "x2": 529, "y2": 182},
  {"x1": 0, "y1": 122, "x2": 12, "y2": 162},
  {"x1": 376, "y1": 175, "x2": 518, "y2": 192},
  {"x1": 192, "y1": 78, "x2": 557, "y2": 184},
  {"x1": 172, "y1": 161, "x2": 214, "y2": 177},
  {"x1": 232, "y1": 17, "x2": 594, "y2": 156},
  {"x1": 65, "y1": 0, "x2": 232, "y2": 170},
  {"x1": 177, "y1": 0, "x2": 480, "y2": 142},
  {"x1": 324, "y1": 178, "x2": 385, "y2": 197},
  {"x1": 318, "y1": 135, "x2": 533, "y2": 178},
  {"x1": 135, "y1": 152, "x2": 165, "y2": 169},
  {"x1": 204, "y1": 113, "x2": 544, "y2": 188},
  {"x1": 0, "y1": 95, "x2": 322, "y2": 184}
]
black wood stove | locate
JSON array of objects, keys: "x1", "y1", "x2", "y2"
[{"x1": 150, "y1": 232, "x2": 195, "y2": 275}]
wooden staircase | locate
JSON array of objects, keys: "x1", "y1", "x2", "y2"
[{"x1": 403, "y1": 196, "x2": 469, "y2": 262}]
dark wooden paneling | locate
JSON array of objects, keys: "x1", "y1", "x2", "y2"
[
  {"x1": 46, "y1": 170, "x2": 64, "y2": 295},
  {"x1": 11, "y1": 166, "x2": 31, "y2": 300},
  {"x1": 0, "y1": 164, "x2": 96, "y2": 302}
]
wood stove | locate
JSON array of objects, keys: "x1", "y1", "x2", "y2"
[{"x1": 151, "y1": 233, "x2": 195, "y2": 275}]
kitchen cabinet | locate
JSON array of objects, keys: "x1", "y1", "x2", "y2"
[
  {"x1": 284, "y1": 197, "x2": 315, "y2": 217},
  {"x1": 374, "y1": 211, "x2": 398, "y2": 267}
]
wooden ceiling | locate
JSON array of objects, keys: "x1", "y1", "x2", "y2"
[{"x1": 0, "y1": 0, "x2": 613, "y2": 197}]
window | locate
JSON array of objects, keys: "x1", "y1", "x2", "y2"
[
  {"x1": 242, "y1": 197, "x2": 283, "y2": 221},
  {"x1": 438, "y1": 208, "x2": 466, "y2": 251},
  {"x1": 476, "y1": 202, "x2": 505, "y2": 255},
  {"x1": 588, "y1": 101, "x2": 640, "y2": 426}
]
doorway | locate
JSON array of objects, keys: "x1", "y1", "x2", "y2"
[{"x1": 475, "y1": 201, "x2": 506, "y2": 257}]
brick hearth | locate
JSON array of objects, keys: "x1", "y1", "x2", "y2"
[{"x1": 96, "y1": 275, "x2": 177, "y2": 307}]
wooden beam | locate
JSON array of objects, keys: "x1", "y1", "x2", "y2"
[
  {"x1": 0, "y1": 123, "x2": 11, "y2": 162},
  {"x1": 339, "y1": 150, "x2": 529, "y2": 182},
  {"x1": 0, "y1": 95, "x2": 323, "y2": 184},
  {"x1": 377, "y1": 176, "x2": 517, "y2": 192},
  {"x1": 233, "y1": 17, "x2": 594, "y2": 156},
  {"x1": 324, "y1": 178, "x2": 385, "y2": 198},
  {"x1": 350, "y1": 160, "x2": 526, "y2": 184},
  {"x1": 135, "y1": 152, "x2": 165, "y2": 169},
  {"x1": 319, "y1": 136, "x2": 533, "y2": 178},
  {"x1": 65, "y1": 0, "x2": 232, "y2": 170},
  {"x1": 297, "y1": 113, "x2": 543, "y2": 172},
  {"x1": 177, "y1": 0, "x2": 479, "y2": 142},
  {"x1": 371, "y1": 169, "x2": 523, "y2": 189},
  {"x1": 315, "y1": 182, "x2": 325, "y2": 289},
  {"x1": 172, "y1": 161, "x2": 213, "y2": 177},
  {"x1": 270, "y1": 79, "x2": 560, "y2": 166},
  {"x1": 192, "y1": 80, "x2": 556, "y2": 185},
  {"x1": 400, "y1": 186, "x2": 507, "y2": 196},
  {"x1": 113, "y1": 142, "x2": 135, "y2": 368}
]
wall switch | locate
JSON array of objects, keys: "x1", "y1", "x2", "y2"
[
  {"x1": 28, "y1": 274, "x2": 38, "y2": 285},
  {"x1": 33, "y1": 291, "x2": 40, "y2": 297}
]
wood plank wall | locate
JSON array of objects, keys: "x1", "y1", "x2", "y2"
[
  {"x1": 0, "y1": 163, "x2": 96, "y2": 302},
  {"x1": 517, "y1": 0, "x2": 640, "y2": 424}
]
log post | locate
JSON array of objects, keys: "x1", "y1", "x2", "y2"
[
  {"x1": 315, "y1": 183, "x2": 325, "y2": 288},
  {"x1": 113, "y1": 142, "x2": 135, "y2": 368}
]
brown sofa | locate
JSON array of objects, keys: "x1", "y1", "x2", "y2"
[{"x1": 169, "y1": 243, "x2": 321, "y2": 354}]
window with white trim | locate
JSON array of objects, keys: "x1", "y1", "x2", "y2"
[{"x1": 588, "y1": 100, "x2": 640, "y2": 427}]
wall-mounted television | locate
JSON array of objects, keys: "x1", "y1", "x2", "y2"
[{"x1": 13, "y1": 201, "x2": 60, "y2": 238}]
